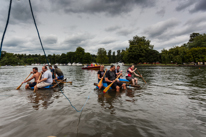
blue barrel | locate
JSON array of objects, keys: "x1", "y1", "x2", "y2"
[{"x1": 30, "y1": 85, "x2": 52, "y2": 90}]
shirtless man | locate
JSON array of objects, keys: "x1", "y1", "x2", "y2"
[{"x1": 22, "y1": 67, "x2": 40, "y2": 89}]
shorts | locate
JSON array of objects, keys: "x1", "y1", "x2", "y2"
[
  {"x1": 37, "y1": 82, "x2": 52, "y2": 88},
  {"x1": 29, "y1": 82, "x2": 37, "y2": 87},
  {"x1": 126, "y1": 76, "x2": 134, "y2": 81},
  {"x1": 108, "y1": 81, "x2": 123, "y2": 89},
  {"x1": 58, "y1": 75, "x2": 64, "y2": 80}
]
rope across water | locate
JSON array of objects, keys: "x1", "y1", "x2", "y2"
[{"x1": 0, "y1": 0, "x2": 12, "y2": 59}]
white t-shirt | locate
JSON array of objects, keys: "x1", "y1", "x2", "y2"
[{"x1": 42, "y1": 70, "x2": 53, "y2": 83}]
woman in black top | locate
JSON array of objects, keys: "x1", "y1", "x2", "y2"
[{"x1": 97, "y1": 65, "x2": 105, "y2": 82}]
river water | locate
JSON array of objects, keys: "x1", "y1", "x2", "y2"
[{"x1": 0, "y1": 65, "x2": 205, "y2": 137}]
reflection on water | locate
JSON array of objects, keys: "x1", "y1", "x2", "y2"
[
  {"x1": 0, "y1": 66, "x2": 206, "y2": 137},
  {"x1": 27, "y1": 89, "x2": 62, "y2": 110},
  {"x1": 96, "y1": 89, "x2": 140, "y2": 115}
]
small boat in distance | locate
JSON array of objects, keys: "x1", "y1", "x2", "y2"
[{"x1": 82, "y1": 63, "x2": 100, "y2": 70}]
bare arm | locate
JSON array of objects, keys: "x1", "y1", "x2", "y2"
[
  {"x1": 98, "y1": 74, "x2": 101, "y2": 80},
  {"x1": 38, "y1": 78, "x2": 48, "y2": 83},
  {"x1": 134, "y1": 72, "x2": 142, "y2": 77},
  {"x1": 22, "y1": 74, "x2": 34, "y2": 83},
  {"x1": 105, "y1": 77, "x2": 114, "y2": 83},
  {"x1": 54, "y1": 73, "x2": 57, "y2": 79}
]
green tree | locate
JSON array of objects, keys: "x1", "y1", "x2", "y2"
[
  {"x1": 147, "y1": 49, "x2": 160, "y2": 63},
  {"x1": 188, "y1": 33, "x2": 200, "y2": 43},
  {"x1": 117, "y1": 50, "x2": 121, "y2": 62},
  {"x1": 186, "y1": 47, "x2": 206, "y2": 64},
  {"x1": 96, "y1": 48, "x2": 108, "y2": 64},
  {"x1": 75, "y1": 47, "x2": 85, "y2": 63},
  {"x1": 127, "y1": 35, "x2": 154, "y2": 64},
  {"x1": 108, "y1": 50, "x2": 112, "y2": 63},
  {"x1": 66, "y1": 52, "x2": 75, "y2": 63},
  {"x1": 188, "y1": 33, "x2": 206, "y2": 49},
  {"x1": 112, "y1": 51, "x2": 116, "y2": 63},
  {"x1": 83, "y1": 53, "x2": 92, "y2": 63},
  {"x1": 161, "y1": 49, "x2": 169, "y2": 64}
]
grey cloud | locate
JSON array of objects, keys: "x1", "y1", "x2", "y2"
[
  {"x1": 1, "y1": 0, "x2": 45, "y2": 25},
  {"x1": 190, "y1": 0, "x2": 206, "y2": 13},
  {"x1": 144, "y1": 18, "x2": 180, "y2": 38},
  {"x1": 184, "y1": 16, "x2": 206, "y2": 26},
  {"x1": 62, "y1": 33, "x2": 95, "y2": 51},
  {"x1": 100, "y1": 38, "x2": 116, "y2": 44},
  {"x1": 175, "y1": 0, "x2": 195, "y2": 11},
  {"x1": 112, "y1": 45, "x2": 128, "y2": 51},
  {"x1": 156, "y1": 8, "x2": 165, "y2": 17},
  {"x1": 116, "y1": 29, "x2": 135, "y2": 36},
  {"x1": 105, "y1": 26, "x2": 121, "y2": 32},
  {"x1": 148, "y1": 16, "x2": 206, "y2": 42},
  {"x1": 174, "y1": 16, "x2": 206, "y2": 36},
  {"x1": 3, "y1": 38, "x2": 26, "y2": 47},
  {"x1": 42, "y1": 35, "x2": 58, "y2": 45},
  {"x1": 50, "y1": 0, "x2": 155, "y2": 16}
]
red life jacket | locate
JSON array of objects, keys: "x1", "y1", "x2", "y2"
[{"x1": 127, "y1": 67, "x2": 133, "y2": 77}]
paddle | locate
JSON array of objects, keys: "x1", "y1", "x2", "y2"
[
  {"x1": 52, "y1": 79, "x2": 64, "y2": 88},
  {"x1": 136, "y1": 69, "x2": 147, "y2": 84},
  {"x1": 56, "y1": 80, "x2": 72, "y2": 84},
  {"x1": 16, "y1": 73, "x2": 31, "y2": 90},
  {"x1": 97, "y1": 69, "x2": 107, "y2": 88},
  {"x1": 33, "y1": 73, "x2": 42, "y2": 92},
  {"x1": 103, "y1": 74, "x2": 121, "y2": 93}
]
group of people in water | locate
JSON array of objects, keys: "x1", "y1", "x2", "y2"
[
  {"x1": 21, "y1": 64, "x2": 141, "y2": 92},
  {"x1": 97, "y1": 65, "x2": 142, "y2": 92},
  {"x1": 22, "y1": 65, "x2": 64, "y2": 91}
]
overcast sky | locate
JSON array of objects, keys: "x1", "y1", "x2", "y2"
[{"x1": 0, "y1": 0, "x2": 206, "y2": 55}]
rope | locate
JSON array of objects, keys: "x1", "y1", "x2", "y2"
[
  {"x1": 28, "y1": 0, "x2": 90, "y2": 112},
  {"x1": 58, "y1": 84, "x2": 92, "y2": 112},
  {"x1": 0, "y1": 0, "x2": 12, "y2": 59},
  {"x1": 28, "y1": 0, "x2": 49, "y2": 63}
]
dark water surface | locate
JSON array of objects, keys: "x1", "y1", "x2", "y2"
[{"x1": 0, "y1": 65, "x2": 206, "y2": 137}]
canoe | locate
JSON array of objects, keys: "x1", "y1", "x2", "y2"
[
  {"x1": 30, "y1": 78, "x2": 68, "y2": 90},
  {"x1": 82, "y1": 66, "x2": 100, "y2": 70},
  {"x1": 94, "y1": 78, "x2": 140, "y2": 90}
]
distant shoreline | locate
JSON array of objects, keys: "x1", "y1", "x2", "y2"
[
  {"x1": 1, "y1": 64, "x2": 206, "y2": 67},
  {"x1": 123, "y1": 64, "x2": 206, "y2": 67}
]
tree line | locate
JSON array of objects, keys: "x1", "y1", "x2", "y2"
[{"x1": 0, "y1": 33, "x2": 206, "y2": 66}]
